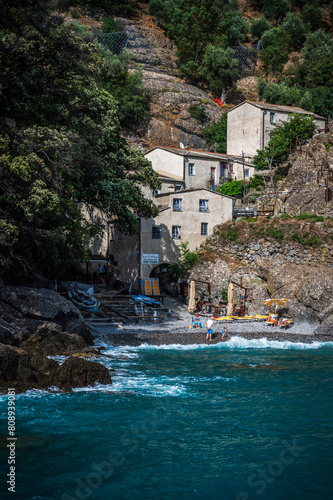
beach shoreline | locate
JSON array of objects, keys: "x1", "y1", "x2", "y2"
[{"x1": 91, "y1": 323, "x2": 333, "y2": 347}]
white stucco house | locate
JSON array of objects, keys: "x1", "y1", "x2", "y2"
[
  {"x1": 107, "y1": 187, "x2": 234, "y2": 284},
  {"x1": 227, "y1": 100, "x2": 326, "y2": 160},
  {"x1": 145, "y1": 146, "x2": 256, "y2": 188}
]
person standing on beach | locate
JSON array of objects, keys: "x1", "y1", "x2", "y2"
[
  {"x1": 206, "y1": 317, "x2": 214, "y2": 341},
  {"x1": 221, "y1": 325, "x2": 226, "y2": 340}
]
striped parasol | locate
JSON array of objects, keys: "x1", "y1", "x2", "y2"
[{"x1": 262, "y1": 298, "x2": 288, "y2": 313}]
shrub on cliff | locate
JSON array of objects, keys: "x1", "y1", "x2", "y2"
[
  {"x1": 202, "y1": 114, "x2": 227, "y2": 154},
  {"x1": 254, "y1": 113, "x2": 316, "y2": 170}
]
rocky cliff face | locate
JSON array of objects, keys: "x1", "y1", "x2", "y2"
[
  {"x1": 256, "y1": 130, "x2": 333, "y2": 217},
  {"x1": 189, "y1": 217, "x2": 333, "y2": 334},
  {"x1": 118, "y1": 8, "x2": 224, "y2": 151}
]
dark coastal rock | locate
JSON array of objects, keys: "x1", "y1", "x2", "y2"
[
  {"x1": 0, "y1": 345, "x2": 112, "y2": 393},
  {"x1": 0, "y1": 344, "x2": 58, "y2": 392},
  {"x1": 55, "y1": 356, "x2": 112, "y2": 391},
  {"x1": 0, "y1": 286, "x2": 93, "y2": 344},
  {"x1": 0, "y1": 318, "x2": 21, "y2": 346},
  {"x1": 20, "y1": 322, "x2": 88, "y2": 356}
]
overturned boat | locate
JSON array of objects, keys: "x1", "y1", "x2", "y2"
[{"x1": 62, "y1": 281, "x2": 100, "y2": 313}]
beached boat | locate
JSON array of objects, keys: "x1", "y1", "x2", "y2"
[
  {"x1": 131, "y1": 295, "x2": 161, "y2": 306},
  {"x1": 62, "y1": 282, "x2": 100, "y2": 313}
]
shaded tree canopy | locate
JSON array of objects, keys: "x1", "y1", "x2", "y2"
[{"x1": 0, "y1": 0, "x2": 160, "y2": 277}]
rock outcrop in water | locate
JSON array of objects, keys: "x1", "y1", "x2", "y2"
[
  {"x1": 0, "y1": 286, "x2": 113, "y2": 393},
  {"x1": 0, "y1": 344, "x2": 112, "y2": 393}
]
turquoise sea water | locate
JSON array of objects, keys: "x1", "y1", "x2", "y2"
[{"x1": 1, "y1": 336, "x2": 333, "y2": 500}]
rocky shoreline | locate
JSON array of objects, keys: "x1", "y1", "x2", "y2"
[
  {"x1": 0, "y1": 286, "x2": 112, "y2": 394},
  {"x1": 1, "y1": 286, "x2": 332, "y2": 393}
]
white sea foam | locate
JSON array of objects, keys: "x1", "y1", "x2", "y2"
[
  {"x1": 225, "y1": 336, "x2": 333, "y2": 350},
  {"x1": 105, "y1": 337, "x2": 333, "y2": 352}
]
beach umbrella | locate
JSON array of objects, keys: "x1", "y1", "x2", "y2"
[
  {"x1": 188, "y1": 280, "x2": 196, "y2": 314},
  {"x1": 262, "y1": 298, "x2": 288, "y2": 313},
  {"x1": 226, "y1": 282, "x2": 234, "y2": 316}
]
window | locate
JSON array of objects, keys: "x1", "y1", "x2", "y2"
[
  {"x1": 173, "y1": 198, "x2": 182, "y2": 211},
  {"x1": 244, "y1": 169, "x2": 249, "y2": 178},
  {"x1": 201, "y1": 223, "x2": 208, "y2": 236},
  {"x1": 172, "y1": 226, "x2": 181, "y2": 239},
  {"x1": 152, "y1": 226, "x2": 162, "y2": 239},
  {"x1": 188, "y1": 163, "x2": 195, "y2": 175},
  {"x1": 270, "y1": 112, "x2": 275, "y2": 124},
  {"x1": 175, "y1": 185, "x2": 182, "y2": 191},
  {"x1": 153, "y1": 189, "x2": 159, "y2": 197},
  {"x1": 199, "y1": 199, "x2": 209, "y2": 212}
]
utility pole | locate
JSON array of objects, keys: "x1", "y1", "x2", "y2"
[{"x1": 242, "y1": 151, "x2": 246, "y2": 205}]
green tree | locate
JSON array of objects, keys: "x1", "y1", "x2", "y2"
[
  {"x1": 257, "y1": 78, "x2": 314, "y2": 112},
  {"x1": 297, "y1": 30, "x2": 333, "y2": 88},
  {"x1": 203, "y1": 45, "x2": 240, "y2": 94},
  {"x1": 254, "y1": 113, "x2": 316, "y2": 171},
  {"x1": 102, "y1": 18, "x2": 123, "y2": 33},
  {"x1": 202, "y1": 114, "x2": 227, "y2": 153},
  {"x1": 250, "y1": 16, "x2": 271, "y2": 40},
  {"x1": 219, "y1": 10, "x2": 248, "y2": 45},
  {"x1": 281, "y1": 12, "x2": 308, "y2": 49},
  {"x1": 168, "y1": 241, "x2": 201, "y2": 278},
  {"x1": 217, "y1": 180, "x2": 244, "y2": 197},
  {"x1": 261, "y1": 27, "x2": 291, "y2": 74},
  {"x1": 301, "y1": 3, "x2": 323, "y2": 32},
  {"x1": 0, "y1": 1, "x2": 160, "y2": 276},
  {"x1": 167, "y1": 0, "x2": 225, "y2": 63}
]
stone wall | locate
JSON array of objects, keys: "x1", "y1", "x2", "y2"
[{"x1": 208, "y1": 236, "x2": 333, "y2": 268}]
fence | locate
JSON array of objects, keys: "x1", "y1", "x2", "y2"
[
  {"x1": 231, "y1": 41, "x2": 261, "y2": 76},
  {"x1": 93, "y1": 29, "x2": 133, "y2": 55}
]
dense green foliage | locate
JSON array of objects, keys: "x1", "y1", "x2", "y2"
[
  {"x1": 281, "y1": 12, "x2": 307, "y2": 49},
  {"x1": 74, "y1": 0, "x2": 139, "y2": 16},
  {"x1": 202, "y1": 114, "x2": 227, "y2": 154},
  {"x1": 258, "y1": 29, "x2": 333, "y2": 117},
  {"x1": 145, "y1": 0, "x2": 333, "y2": 116},
  {"x1": 203, "y1": 45, "x2": 240, "y2": 93},
  {"x1": 0, "y1": 0, "x2": 160, "y2": 277},
  {"x1": 250, "y1": 16, "x2": 271, "y2": 40},
  {"x1": 253, "y1": 114, "x2": 316, "y2": 170},
  {"x1": 102, "y1": 17, "x2": 123, "y2": 33},
  {"x1": 148, "y1": 0, "x2": 241, "y2": 89},
  {"x1": 217, "y1": 180, "x2": 244, "y2": 197},
  {"x1": 261, "y1": 27, "x2": 291, "y2": 74}
]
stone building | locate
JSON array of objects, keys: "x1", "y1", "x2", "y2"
[
  {"x1": 227, "y1": 100, "x2": 326, "y2": 160},
  {"x1": 145, "y1": 146, "x2": 256, "y2": 187},
  {"x1": 108, "y1": 187, "x2": 234, "y2": 285}
]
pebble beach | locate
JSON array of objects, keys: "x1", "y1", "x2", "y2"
[{"x1": 91, "y1": 297, "x2": 333, "y2": 347}]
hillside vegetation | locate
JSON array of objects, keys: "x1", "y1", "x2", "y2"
[{"x1": 73, "y1": 0, "x2": 333, "y2": 117}]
